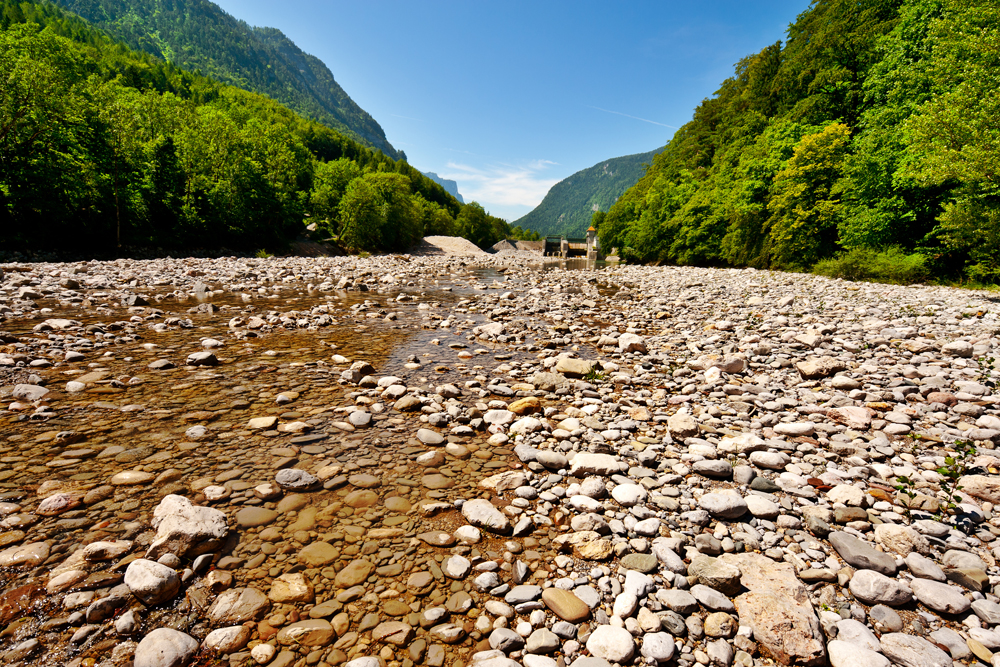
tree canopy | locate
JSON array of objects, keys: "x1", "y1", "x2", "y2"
[{"x1": 600, "y1": 0, "x2": 1000, "y2": 282}]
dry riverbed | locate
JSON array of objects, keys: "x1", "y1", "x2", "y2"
[{"x1": 0, "y1": 253, "x2": 999, "y2": 667}]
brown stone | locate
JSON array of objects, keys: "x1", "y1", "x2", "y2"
[
  {"x1": 719, "y1": 553, "x2": 826, "y2": 667},
  {"x1": 335, "y1": 559, "x2": 374, "y2": 588},
  {"x1": 299, "y1": 542, "x2": 339, "y2": 567},
  {"x1": 343, "y1": 490, "x2": 378, "y2": 508},
  {"x1": 0, "y1": 582, "x2": 43, "y2": 624},
  {"x1": 541, "y1": 588, "x2": 590, "y2": 622},
  {"x1": 373, "y1": 621, "x2": 415, "y2": 645},
  {"x1": 276, "y1": 619, "x2": 334, "y2": 647},
  {"x1": 509, "y1": 397, "x2": 542, "y2": 415}
]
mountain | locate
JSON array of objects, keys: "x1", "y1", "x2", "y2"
[
  {"x1": 422, "y1": 172, "x2": 464, "y2": 204},
  {"x1": 50, "y1": 0, "x2": 403, "y2": 160},
  {"x1": 515, "y1": 148, "x2": 665, "y2": 238}
]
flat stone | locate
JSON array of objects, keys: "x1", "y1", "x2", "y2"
[
  {"x1": 909, "y1": 578, "x2": 970, "y2": 614},
  {"x1": 373, "y1": 621, "x2": 415, "y2": 646},
  {"x1": 335, "y1": 559, "x2": 374, "y2": 587},
  {"x1": 269, "y1": 573, "x2": 314, "y2": 603},
  {"x1": 879, "y1": 633, "x2": 953, "y2": 667},
  {"x1": 720, "y1": 552, "x2": 826, "y2": 667},
  {"x1": 207, "y1": 588, "x2": 270, "y2": 624},
  {"x1": 620, "y1": 553, "x2": 658, "y2": 573},
  {"x1": 462, "y1": 499, "x2": 510, "y2": 533},
  {"x1": 829, "y1": 531, "x2": 896, "y2": 575},
  {"x1": 276, "y1": 619, "x2": 334, "y2": 647},
  {"x1": 110, "y1": 471, "x2": 155, "y2": 486},
  {"x1": 827, "y1": 640, "x2": 890, "y2": 667},
  {"x1": 235, "y1": 507, "x2": 278, "y2": 528},
  {"x1": 299, "y1": 542, "x2": 339, "y2": 567},
  {"x1": 541, "y1": 588, "x2": 590, "y2": 622}
]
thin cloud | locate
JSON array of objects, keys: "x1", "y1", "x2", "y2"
[
  {"x1": 440, "y1": 160, "x2": 560, "y2": 208},
  {"x1": 389, "y1": 113, "x2": 423, "y2": 122},
  {"x1": 587, "y1": 105, "x2": 678, "y2": 129}
]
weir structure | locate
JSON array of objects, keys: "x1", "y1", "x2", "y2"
[{"x1": 544, "y1": 226, "x2": 602, "y2": 259}]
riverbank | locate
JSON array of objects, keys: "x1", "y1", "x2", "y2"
[{"x1": 0, "y1": 254, "x2": 998, "y2": 667}]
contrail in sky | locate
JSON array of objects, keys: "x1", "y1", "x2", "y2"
[{"x1": 587, "y1": 105, "x2": 678, "y2": 129}]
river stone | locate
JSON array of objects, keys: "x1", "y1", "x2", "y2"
[
  {"x1": 417, "y1": 429, "x2": 444, "y2": 445},
  {"x1": 569, "y1": 453, "x2": 622, "y2": 476},
  {"x1": 124, "y1": 559, "x2": 180, "y2": 606},
  {"x1": 586, "y1": 625, "x2": 635, "y2": 663},
  {"x1": 719, "y1": 552, "x2": 826, "y2": 667},
  {"x1": 555, "y1": 357, "x2": 595, "y2": 378},
  {"x1": 874, "y1": 524, "x2": 930, "y2": 556},
  {"x1": 202, "y1": 626, "x2": 252, "y2": 653},
  {"x1": 829, "y1": 531, "x2": 897, "y2": 575},
  {"x1": 909, "y1": 578, "x2": 971, "y2": 614},
  {"x1": 373, "y1": 621, "x2": 415, "y2": 646},
  {"x1": 111, "y1": 471, "x2": 155, "y2": 486},
  {"x1": 277, "y1": 619, "x2": 335, "y2": 647},
  {"x1": 849, "y1": 570, "x2": 912, "y2": 606},
  {"x1": 207, "y1": 588, "x2": 270, "y2": 624},
  {"x1": 879, "y1": 633, "x2": 954, "y2": 667},
  {"x1": 689, "y1": 555, "x2": 741, "y2": 595},
  {"x1": 344, "y1": 489, "x2": 379, "y2": 507},
  {"x1": 148, "y1": 494, "x2": 228, "y2": 559},
  {"x1": 0, "y1": 542, "x2": 49, "y2": 568},
  {"x1": 335, "y1": 559, "x2": 374, "y2": 587},
  {"x1": 620, "y1": 553, "x2": 658, "y2": 573},
  {"x1": 462, "y1": 499, "x2": 510, "y2": 533},
  {"x1": 827, "y1": 640, "x2": 890, "y2": 667},
  {"x1": 905, "y1": 552, "x2": 947, "y2": 582},
  {"x1": 275, "y1": 468, "x2": 318, "y2": 489},
  {"x1": 541, "y1": 588, "x2": 590, "y2": 622},
  {"x1": 641, "y1": 632, "x2": 676, "y2": 663},
  {"x1": 299, "y1": 542, "x2": 339, "y2": 567},
  {"x1": 135, "y1": 628, "x2": 199, "y2": 667},
  {"x1": 698, "y1": 493, "x2": 747, "y2": 519},
  {"x1": 270, "y1": 573, "x2": 314, "y2": 603},
  {"x1": 236, "y1": 507, "x2": 277, "y2": 528},
  {"x1": 796, "y1": 357, "x2": 848, "y2": 379},
  {"x1": 960, "y1": 475, "x2": 1000, "y2": 504}
]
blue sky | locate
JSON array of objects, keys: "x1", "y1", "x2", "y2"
[{"x1": 213, "y1": 0, "x2": 809, "y2": 221}]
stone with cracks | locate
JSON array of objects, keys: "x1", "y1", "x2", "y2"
[
  {"x1": 462, "y1": 499, "x2": 510, "y2": 533},
  {"x1": 147, "y1": 495, "x2": 228, "y2": 559},
  {"x1": 134, "y1": 628, "x2": 199, "y2": 667},
  {"x1": 879, "y1": 633, "x2": 954, "y2": 667},
  {"x1": 719, "y1": 553, "x2": 826, "y2": 667}
]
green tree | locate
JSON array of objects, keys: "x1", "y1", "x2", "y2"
[
  {"x1": 338, "y1": 172, "x2": 421, "y2": 251},
  {"x1": 766, "y1": 122, "x2": 851, "y2": 269},
  {"x1": 309, "y1": 157, "x2": 361, "y2": 235}
]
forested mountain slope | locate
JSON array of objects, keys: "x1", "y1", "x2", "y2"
[
  {"x1": 0, "y1": 0, "x2": 489, "y2": 253},
  {"x1": 50, "y1": 0, "x2": 403, "y2": 159},
  {"x1": 516, "y1": 147, "x2": 664, "y2": 238},
  {"x1": 601, "y1": 0, "x2": 1000, "y2": 282}
]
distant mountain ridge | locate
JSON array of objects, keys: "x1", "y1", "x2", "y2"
[
  {"x1": 516, "y1": 147, "x2": 665, "y2": 237},
  {"x1": 51, "y1": 0, "x2": 404, "y2": 160},
  {"x1": 422, "y1": 172, "x2": 465, "y2": 204}
]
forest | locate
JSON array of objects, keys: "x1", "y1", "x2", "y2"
[
  {"x1": 0, "y1": 0, "x2": 517, "y2": 254},
  {"x1": 599, "y1": 0, "x2": 1000, "y2": 284},
  {"x1": 48, "y1": 0, "x2": 404, "y2": 160}
]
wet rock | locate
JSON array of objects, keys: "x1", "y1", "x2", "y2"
[
  {"x1": 134, "y1": 628, "x2": 199, "y2": 667},
  {"x1": 124, "y1": 559, "x2": 180, "y2": 606},
  {"x1": 148, "y1": 494, "x2": 228, "y2": 559}
]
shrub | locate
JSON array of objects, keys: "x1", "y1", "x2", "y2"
[{"x1": 812, "y1": 246, "x2": 929, "y2": 284}]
